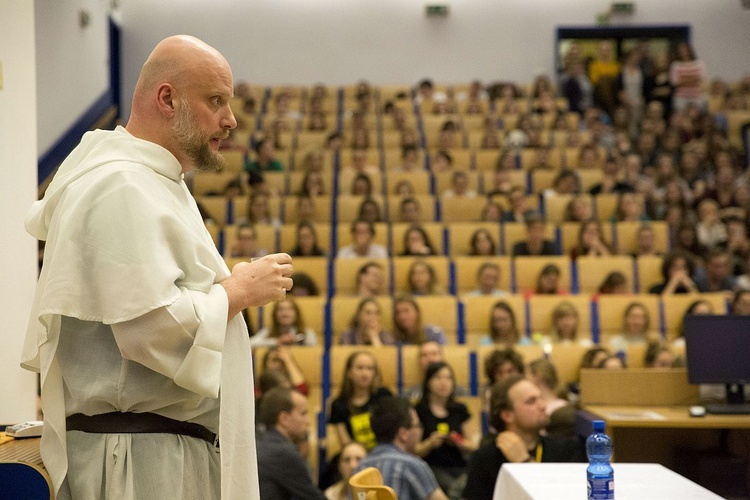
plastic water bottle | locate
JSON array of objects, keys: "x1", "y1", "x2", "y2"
[{"x1": 586, "y1": 420, "x2": 614, "y2": 500}]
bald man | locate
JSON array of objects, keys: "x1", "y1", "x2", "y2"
[{"x1": 23, "y1": 35, "x2": 290, "y2": 499}]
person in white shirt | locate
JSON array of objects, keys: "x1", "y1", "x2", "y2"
[
  {"x1": 23, "y1": 35, "x2": 293, "y2": 499},
  {"x1": 337, "y1": 220, "x2": 389, "y2": 259}
]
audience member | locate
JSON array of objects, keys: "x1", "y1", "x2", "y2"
[
  {"x1": 339, "y1": 298, "x2": 395, "y2": 345},
  {"x1": 250, "y1": 299, "x2": 318, "y2": 347},
  {"x1": 288, "y1": 220, "x2": 326, "y2": 257},
  {"x1": 563, "y1": 194, "x2": 594, "y2": 223},
  {"x1": 538, "y1": 301, "x2": 592, "y2": 347},
  {"x1": 596, "y1": 271, "x2": 630, "y2": 295},
  {"x1": 399, "y1": 197, "x2": 424, "y2": 224},
  {"x1": 245, "y1": 137, "x2": 285, "y2": 187},
  {"x1": 414, "y1": 362, "x2": 478, "y2": 495},
  {"x1": 329, "y1": 351, "x2": 393, "y2": 452},
  {"x1": 393, "y1": 296, "x2": 447, "y2": 345},
  {"x1": 596, "y1": 355, "x2": 627, "y2": 369},
  {"x1": 695, "y1": 248, "x2": 735, "y2": 292},
  {"x1": 607, "y1": 302, "x2": 651, "y2": 353},
  {"x1": 258, "y1": 347, "x2": 309, "y2": 396},
  {"x1": 527, "y1": 358, "x2": 576, "y2": 437},
  {"x1": 463, "y1": 375, "x2": 585, "y2": 500},
  {"x1": 731, "y1": 290, "x2": 750, "y2": 315},
  {"x1": 481, "y1": 301, "x2": 526, "y2": 346},
  {"x1": 669, "y1": 41, "x2": 707, "y2": 113},
  {"x1": 465, "y1": 262, "x2": 509, "y2": 297},
  {"x1": 401, "y1": 226, "x2": 438, "y2": 256},
  {"x1": 228, "y1": 223, "x2": 269, "y2": 258},
  {"x1": 643, "y1": 341, "x2": 679, "y2": 368},
  {"x1": 571, "y1": 220, "x2": 613, "y2": 259},
  {"x1": 337, "y1": 220, "x2": 388, "y2": 259},
  {"x1": 324, "y1": 442, "x2": 367, "y2": 500},
  {"x1": 442, "y1": 171, "x2": 477, "y2": 199},
  {"x1": 354, "y1": 396, "x2": 448, "y2": 500},
  {"x1": 407, "y1": 260, "x2": 444, "y2": 296},
  {"x1": 355, "y1": 262, "x2": 386, "y2": 298},
  {"x1": 567, "y1": 347, "x2": 611, "y2": 403},
  {"x1": 469, "y1": 228, "x2": 498, "y2": 256},
  {"x1": 648, "y1": 250, "x2": 699, "y2": 294},
  {"x1": 244, "y1": 191, "x2": 281, "y2": 228},
  {"x1": 257, "y1": 388, "x2": 325, "y2": 499},
  {"x1": 501, "y1": 186, "x2": 536, "y2": 223},
  {"x1": 289, "y1": 271, "x2": 320, "y2": 297},
  {"x1": 356, "y1": 197, "x2": 383, "y2": 223},
  {"x1": 531, "y1": 263, "x2": 563, "y2": 296},
  {"x1": 512, "y1": 214, "x2": 557, "y2": 256}
]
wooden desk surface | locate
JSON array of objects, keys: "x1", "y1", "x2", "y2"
[
  {"x1": 0, "y1": 433, "x2": 44, "y2": 466},
  {"x1": 584, "y1": 405, "x2": 750, "y2": 429}
]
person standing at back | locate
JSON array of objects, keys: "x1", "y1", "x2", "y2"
[{"x1": 22, "y1": 35, "x2": 294, "y2": 499}]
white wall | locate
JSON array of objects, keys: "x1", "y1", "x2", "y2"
[
  {"x1": 35, "y1": 0, "x2": 110, "y2": 157},
  {"x1": 0, "y1": 0, "x2": 40, "y2": 424},
  {"x1": 117, "y1": 0, "x2": 750, "y2": 119}
]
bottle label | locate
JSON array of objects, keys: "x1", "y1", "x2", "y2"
[{"x1": 587, "y1": 477, "x2": 614, "y2": 500}]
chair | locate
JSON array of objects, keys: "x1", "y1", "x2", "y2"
[
  {"x1": 440, "y1": 197, "x2": 487, "y2": 222},
  {"x1": 390, "y1": 222, "x2": 445, "y2": 256},
  {"x1": 383, "y1": 148, "x2": 426, "y2": 171},
  {"x1": 192, "y1": 171, "x2": 241, "y2": 196},
  {"x1": 223, "y1": 224, "x2": 277, "y2": 258},
  {"x1": 428, "y1": 148, "x2": 471, "y2": 169},
  {"x1": 285, "y1": 256, "x2": 329, "y2": 295},
  {"x1": 513, "y1": 256, "x2": 571, "y2": 294},
  {"x1": 474, "y1": 150, "x2": 502, "y2": 171},
  {"x1": 385, "y1": 171, "x2": 431, "y2": 196},
  {"x1": 614, "y1": 221, "x2": 670, "y2": 255},
  {"x1": 548, "y1": 343, "x2": 592, "y2": 385},
  {"x1": 662, "y1": 293, "x2": 729, "y2": 341},
  {"x1": 195, "y1": 196, "x2": 229, "y2": 225},
  {"x1": 281, "y1": 195, "x2": 332, "y2": 224},
  {"x1": 594, "y1": 193, "x2": 620, "y2": 221},
  {"x1": 462, "y1": 294, "x2": 526, "y2": 346},
  {"x1": 446, "y1": 222, "x2": 501, "y2": 257},
  {"x1": 578, "y1": 169, "x2": 603, "y2": 193},
  {"x1": 253, "y1": 344, "x2": 324, "y2": 411},
  {"x1": 575, "y1": 255, "x2": 635, "y2": 294},
  {"x1": 295, "y1": 131, "x2": 330, "y2": 151},
  {"x1": 349, "y1": 467, "x2": 398, "y2": 500},
  {"x1": 392, "y1": 256, "x2": 451, "y2": 295},
  {"x1": 543, "y1": 194, "x2": 574, "y2": 224},
  {"x1": 412, "y1": 295, "x2": 459, "y2": 343},
  {"x1": 635, "y1": 255, "x2": 664, "y2": 293},
  {"x1": 332, "y1": 257, "x2": 391, "y2": 296},
  {"x1": 453, "y1": 256, "x2": 512, "y2": 296}
]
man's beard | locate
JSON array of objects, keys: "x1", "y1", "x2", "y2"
[{"x1": 173, "y1": 100, "x2": 227, "y2": 172}]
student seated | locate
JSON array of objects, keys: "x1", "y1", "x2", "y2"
[{"x1": 463, "y1": 375, "x2": 585, "y2": 500}]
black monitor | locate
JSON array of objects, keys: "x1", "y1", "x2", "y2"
[{"x1": 684, "y1": 315, "x2": 750, "y2": 413}]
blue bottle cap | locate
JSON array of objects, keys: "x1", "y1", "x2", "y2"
[{"x1": 593, "y1": 420, "x2": 605, "y2": 432}]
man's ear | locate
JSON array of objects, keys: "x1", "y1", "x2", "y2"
[
  {"x1": 500, "y1": 408, "x2": 514, "y2": 427},
  {"x1": 156, "y1": 83, "x2": 176, "y2": 118}
]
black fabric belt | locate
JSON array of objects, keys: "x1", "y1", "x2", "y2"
[{"x1": 66, "y1": 412, "x2": 217, "y2": 446}]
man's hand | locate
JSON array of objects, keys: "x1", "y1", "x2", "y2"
[
  {"x1": 495, "y1": 431, "x2": 532, "y2": 463},
  {"x1": 221, "y1": 253, "x2": 293, "y2": 319}
]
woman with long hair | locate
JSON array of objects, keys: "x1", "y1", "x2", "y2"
[
  {"x1": 481, "y1": 301, "x2": 524, "y2": 346},
  {"x1": 392, "y1": 296, "x2": 447, "y2": 345},
  {"x1": 339, "y1": 298, "x2": 395, "y2": 346},
  {"x1": 288, "y1": 220, "x2": 326, "y2": 257},
  {"x1": 571, "y1": 219, "x2": 613, "y2": 259},
  {"x1": 401, "y1": 226, "x2": 438, "y2": 256},
  {"x1": 250, "y1": 299, "x2": 318, "y2": 347},
  {"x1": 328, "y1": 351, "x2": 393, "y2": 450},
  {"x1": 324, "y1": 442, "x2": 367, "y2": 500},
  {"x1": 407, "y1": 260, "x2": 443, "y2": 295},
  {"x1": 414, "y1": 361, "x2": 477, "y2": 494}
]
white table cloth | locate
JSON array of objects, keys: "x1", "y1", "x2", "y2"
[{"x1": 493, "y1": 463, "x2": 722, "y2": 500}]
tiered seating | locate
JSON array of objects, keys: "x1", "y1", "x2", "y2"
[{"x1": 188, "y1": 80, "x2": 745, "y2": 479}]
